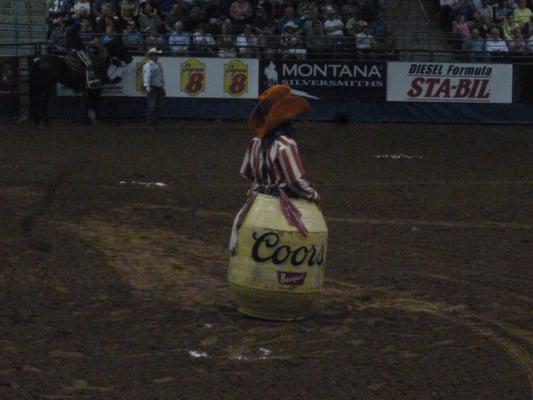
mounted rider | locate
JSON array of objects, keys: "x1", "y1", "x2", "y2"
[{"x1": 65, "y1": 16, "x2": 102, "y2": 89}]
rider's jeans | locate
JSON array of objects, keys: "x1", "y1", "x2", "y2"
[{"x1": 146, "y1": 86, "x2": 164, "y2": 127}]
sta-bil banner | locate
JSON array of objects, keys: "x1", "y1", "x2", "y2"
[
  {"x1": 387, "y1": 62, "x2": 513, "y2": 104},
  {"x1": 57, "y1": 56, "x2": 258, "y2": 99}
]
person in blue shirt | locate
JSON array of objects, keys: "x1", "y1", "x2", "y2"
[{"x1": 464, "y1": 28, "x2": 487, "y2": 61}]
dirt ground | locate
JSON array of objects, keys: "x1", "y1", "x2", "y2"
[{"x1": 0, "y1": 120, "x2": 531, "y2": 400}]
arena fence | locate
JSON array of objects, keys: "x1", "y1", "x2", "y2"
[{"x1": 3, "y1": 43, "x2": 533, "y2": 124}]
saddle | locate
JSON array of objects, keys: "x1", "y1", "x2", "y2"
[
  {"x1": 64, "y1": 50, "x2": 103, "y2": 89},
  {"x1": 64, "y1": 53, "x2": 84, "y2": 74}
]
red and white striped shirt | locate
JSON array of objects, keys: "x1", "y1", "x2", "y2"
[{"x1": 240, "y1": 134, "x2": 318, "y2": 200}]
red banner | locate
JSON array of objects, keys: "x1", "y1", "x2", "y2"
[{"x1": 0, "y1": 57, "x2": 19, "y2": 93}]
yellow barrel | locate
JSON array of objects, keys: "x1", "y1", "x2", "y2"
[{"x1": 228, "y1": 194, "x2": 328, "y2": 321}]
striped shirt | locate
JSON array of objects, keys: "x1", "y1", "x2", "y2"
[
  {"x1": 240, "y1": 134, "x2": 318, "y2": 200},
  {"x1": 143, "y1": 59, "x2": 165, "y2": 90}
]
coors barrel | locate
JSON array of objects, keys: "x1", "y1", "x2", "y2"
[{"x1": 228, "y1": 194, "x2": 328, "y2": 321}]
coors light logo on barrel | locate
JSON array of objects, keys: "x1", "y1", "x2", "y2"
[{"x1": 251, "y1": 231, "x2": 325, "y2": 267}]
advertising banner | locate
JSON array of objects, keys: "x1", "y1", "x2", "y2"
[
  {"x1": 387, "y1": 62, "x2": 513, "y2": 104},
  {"x1": 259, "y1": 60, "x2": 386, "y2": 101},
  {"x1": 0, "y1": 57, "x2": 19, "y2": 93},
  {"x1": 58, "y1": 56, "x2": 259, "y2": 99}
]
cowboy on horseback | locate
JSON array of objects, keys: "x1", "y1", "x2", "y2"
[
  {"x1": 65, "y1": 16, "x2": 102, "y2": 89},
  {"x1": 77, "y1": 43, "x2": 102, "y2": 89}
]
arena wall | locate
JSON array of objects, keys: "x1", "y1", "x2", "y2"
[{"x1": 3, "y1": 55, "x2": 533, "y2": 124}]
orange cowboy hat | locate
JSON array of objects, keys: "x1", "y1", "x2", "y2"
[{"x1": 249, "y1": 84, "x2": 310, "y2": 139}]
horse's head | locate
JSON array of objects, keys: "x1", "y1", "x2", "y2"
[{"x1": 105, "y1": 37, "x2": 133, "y2": 66}]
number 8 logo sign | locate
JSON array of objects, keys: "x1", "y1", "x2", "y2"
[
  {"x1": 181, "y1": 59, "x2": 206, "y2": 96},
  {"x1": 224, "y1": 60, "x2": 248, "y2": 97}
]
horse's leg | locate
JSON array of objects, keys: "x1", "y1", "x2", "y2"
[
  {"x1": 32, "y1": 89, "x2": 42, "y2": 126},
  {"x1": 77, "y1": 90, "x2": 89, "y2": 124},
  {"x1": 87, "y1": 90, "x2": 99, "y2": 126},
  {"x1": 42, "y1": 86, "x2": 53, "y2": 127}
]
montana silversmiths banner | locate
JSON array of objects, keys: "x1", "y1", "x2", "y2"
[
  {"x1": 57, "y1": 56, "x2": 258, "y2": 99},
  {"x1": 259, "y1": 60, "x2": 386, "y2": 101},
  {"x1": 387, "y1": 62, "x2": 513, "y2": 104}
]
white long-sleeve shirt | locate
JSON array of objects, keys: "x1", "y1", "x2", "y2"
[
  {"x1": 485, "y1": 38, "x2": 509, "y2": 53},
  {"x1": 143, "y1": 59, "x2": 165, "y2": 90}
]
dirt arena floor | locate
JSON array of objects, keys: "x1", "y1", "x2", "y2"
[{"x1": 0, "y1": 120, "x2": 531, "y2": 400}]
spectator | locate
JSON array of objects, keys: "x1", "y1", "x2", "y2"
[
  {"x1": 452, "y1": 0, "x2": 475, "y2": 22},
  {"x1": 193, "y1": 23, "x2": 215, "y2": 54},
  {"x1": 485, "y1": 26, "x2": 509, "y2": 52},
  {"x1": 122, "y1": 20, "x2": 144, "y2": 49},
  {"x1": 341, "y1": 0, "x2": 360, "y2": 22},
  {"x1": 121, "y1": 0, "x2": 140, "y2": 21},
  {"x1": 476, "y1": 14, "x2": 495, "y2": 38},
  {"x1": 509, "y1": 27, "x2": 527, "y2": 51},
  {"x1": 189, "y1": 6, "x2": 208, "y2": 31},
  {"x1": 139, "y1": 4, "x2": 163, "y2": 35},
  {"x1": 168, "y1": 21, "x2": 190, "y2": 54},
  {"x1": 319, "y1": 0, "x2": 340, "y2": 17},
  {"x1": 217, "y1": 22, "x2": 237, "y2": 57},
  {"x1": 73, "y1": 0, "x2": 91, "y2": 15},
  {"x1": 494, "y1": 0, "x2": 513, "y2": 23},
  {"x1": 94, "y1": 0, "x2": 118, "y2": 17},
  {"x1": 371, "y1": 14, "x2": 387, "y2": 41},
  {"x1": 514, "y1": 0, "x2": 532, "y2": 25},
  {"x1": 306, "y1": 20, "x2": 327, "y2": 57},
  {"x1": 258, "y1": 23, "x2": 279, "y2": 59},
  {"x1": 297, "y1": 0, "x2": 317, "y2": 21},
  {"x1": 278, "y1": 7, "x2": 302, "y2": 33},
  {"x1": 452, "y1": 14, "x2": 472, "y2": 42},
  {"x1": 145, "y1": 26, "x2": 167, "y2": 48},
  {"x1": 252, "y1": 6, "x2": 272, "y2": 35},
  {"x1": 95, "y1": 14, "x2": 120, "y2": 33},
  {"x1": 304, "y1": 7, "x2": 323, "y2": 35},
  {"x1": 360, "y1": 0, "x2": 382, "y2": 21},
  {"x1": 79, "y1": 18, "x2": 95, "y2": 46},
  {"x1": 50, "y1": 17, "x2": 67, "y2": 50},
  {"x1": 502, "y1": 14, "x2": 520, "y2": 39},
  {"x1": 100, "y1": 24, "x2": 116, "y2": 44},
  {"x1": 464, "y1": 28, "x2": 487, "y2": 60},
  {"x1": 323, "y1": 8, "x2": 344, "y2": 36},
  {"x1": 356, "y1": 22, "x2": 374, "y2": 51},
  {"x1": 280, "y1": 21, "x2": 306, "y2": 59},
  {"x1": 345, "y1": 9, "x2": 361, "y2": 32},
  {"x1": 526, "y1": 28, "x2": 533, "y2": 51},
  {"x1": 158, "y1": 0, "x2": 175, "y2": 16},
  {"x1": 475, "y1": 0, "x2": 493, "y2": 22},
  {"x1": 236, "y1": 24, "x2": 258, "y2": 57},
  {"x1": 164, "y1": 4, "x2": 190, "y2": 32},
  {"x1": 229, "y1": 0, "x2": 253, "y2": 26}
]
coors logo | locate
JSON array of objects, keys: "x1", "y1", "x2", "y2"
[
  {"x1": 277, "y1": 271, "x2": 307, "y2": 286},
  {"x1": 251, "y1": 231, "x2": 325, "y2": 267}
]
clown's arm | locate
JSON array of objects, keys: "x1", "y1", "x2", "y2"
[
  {"x1": 278, "y1": 141, "x2": 318, "y2": 200},
  {"x1": 240, "y1": 139, "x2": 256, "y2": 181}
]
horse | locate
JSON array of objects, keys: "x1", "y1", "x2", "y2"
[{"x1": 31, "y1": 37, "x2": 133, "y2": 126}]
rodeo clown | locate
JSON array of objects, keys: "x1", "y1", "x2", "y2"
[
  {"x1": 228, "y1": 84, "x2": 328, "y2": 321},
  {"x1": 230, "y1": 84, "x2": 319, "y2": 252}
]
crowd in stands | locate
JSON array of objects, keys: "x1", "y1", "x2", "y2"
[
  {"x1": 440, "y1": 0, "x2": 533, "y2": 59},
  {"x1": 46, "y1": 0, "x2": 393, "y2": 58}
]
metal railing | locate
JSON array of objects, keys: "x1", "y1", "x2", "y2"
[{"x1": 40, "y1": 32, "x2": 533, "y2": 64}]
